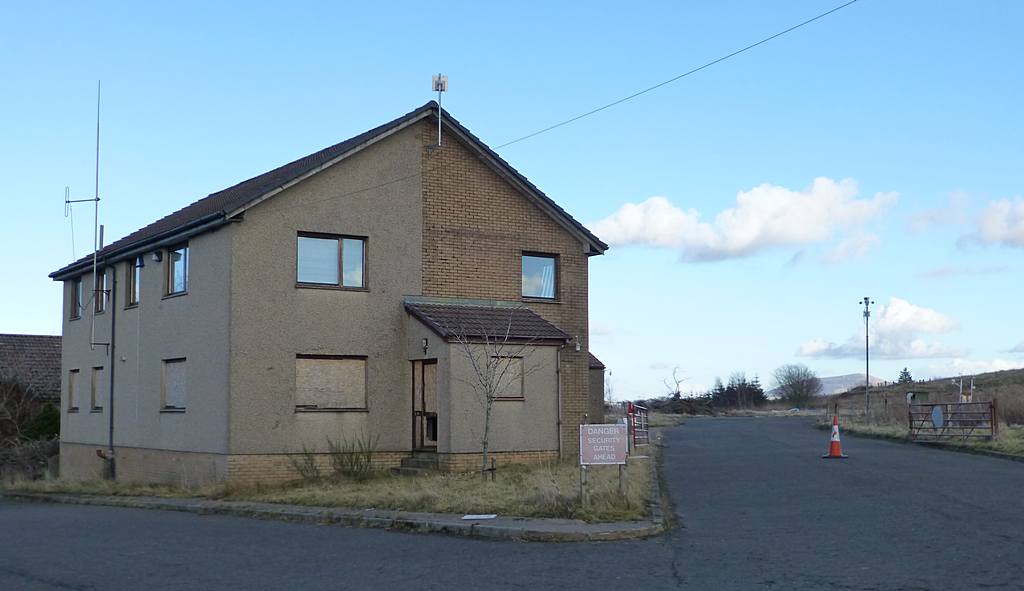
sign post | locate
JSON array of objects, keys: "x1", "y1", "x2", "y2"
[{"x1": 579, "y1": 424, "x2": 629, "y2": 505}]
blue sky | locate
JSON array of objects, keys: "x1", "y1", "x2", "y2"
[{"x1": 2, "y1": 1, "x2": 1022, "y2": 399}]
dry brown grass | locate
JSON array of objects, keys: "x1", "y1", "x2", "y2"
[
  {"x1": 821, "y1": 411, "x2": 1024, "y2": 458},
  {"x1": 648, "y1": 412, "x2": 684, "y2": 427},
  {"x1": 238, "y1": 457, "x2": 651, "y2": 522},
  {"x1": 3, "y1": 454, "x2": 656, "y2": 523},
  {"x1": 5, "y1": 478, "x2": 209, "y2": 498}
]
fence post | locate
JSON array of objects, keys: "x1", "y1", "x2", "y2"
[{"x1": 992, "y1": 398, "x2": 999, "y2": 438}]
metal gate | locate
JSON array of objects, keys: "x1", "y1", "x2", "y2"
[
  {"x1": 630, "y1": 403, "x2": 650, "y2": 446},
  {"x1": 908, "y1": 400, "x2": 998, "y2": 442}
]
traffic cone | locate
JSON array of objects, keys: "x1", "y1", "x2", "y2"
[{"x1": 822, "y1": 415, "x2": 848, "y2": 459}]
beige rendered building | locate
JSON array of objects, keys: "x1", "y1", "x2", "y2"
[{"x1": 50, "y1": 102, "x2": 607, "y2": 485}]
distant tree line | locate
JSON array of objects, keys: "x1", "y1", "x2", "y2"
[{"x1": 701, "y1": 373, "x2": 767, "y2": 409}]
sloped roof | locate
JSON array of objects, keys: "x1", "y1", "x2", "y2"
[
  {"x1": 405, "y1": 300, "x2": 569, "y2": 343},
  {"x1": 51, "y1": 102, "x2": 606, "y2": 279},
  {"x1": 588, "y1": 352, "x2": 606, "y2": 370},
  {"x1": 0, "y1": 334, "x2": 62, "y2": 401}
]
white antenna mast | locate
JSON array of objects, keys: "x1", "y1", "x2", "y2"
[
  {"x1": 432, "y1": 73, "x2": 448, "y2": 146},
  {"x1": 63, "y1": 81, "x2": 106, "y2": 350}
]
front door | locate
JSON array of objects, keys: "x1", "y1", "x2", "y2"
[{"x1": 412, "y1": 359, "x2": 438, "y2": 449}]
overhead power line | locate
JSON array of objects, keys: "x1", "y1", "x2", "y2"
[{"x1": 495, "y1": 0, "x2": 860, "y2": 149}]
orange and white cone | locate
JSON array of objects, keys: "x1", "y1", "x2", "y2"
[{"x1": 822, "y1": 415, "x2": 848, "y2": 459}]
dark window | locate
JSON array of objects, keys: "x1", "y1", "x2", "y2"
[
  {"x1": 70, "y1": 279, "x2": 82, "y2": 320},
  {"x1": 296, "y1": 233, "x2": 367, "y2": 289},
  {"x1": 126, "y1": 257, "x2": 142, "y2": 306},
  {"x1": 522, "y1": 253, "x2": 557, "y2": 299},
  {"x1": 94, "y1": 269, "x2": 108, "y2": 313},
  {"x1": 167, "y1": 244, "x2": 188, "y2": 295}
]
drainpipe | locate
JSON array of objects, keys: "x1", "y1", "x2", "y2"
[
  {"x1": 106, "y1": 260, "x2": 117, "y2": 479},
  {"x1": 556, "y1": 345, "x2": 563, "y2": 459}
]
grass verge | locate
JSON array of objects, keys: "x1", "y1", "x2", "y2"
[
  {"x1": 4, "y1": 454, "x2": 656, "y2": 523},
  {"x1": 820, "y1": 417, "x2": 1024, "y2": 458}
]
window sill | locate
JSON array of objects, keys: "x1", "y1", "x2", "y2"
[
  {"x1": 89, "y1": 408, "x2": 103, "y2": 414},
  {"x1": 124, "y1": 303, "x2": 139, "y2": 310},
  {"x1": 294, "y1": 407, "x2": 369, "y2": 413},
  {"x1": 70, "y1": 316, "x2": 81, "y2": 322},
  {"x1": 522, "y1": 297, "x2": 560, "y2": 304},
  {"x1": 93, "y1": 310, "x2": 106, "y2": 316},
  {"x1": 496, "y1": 397, "x2": 526, "y2": 402},
  {"x1": 160, "y1": 408, "x2": 187, "y2": 413},
  {"x1": 295, "y1": 283, "x2": 369, "y2": 293},
  {"x1": 162, "y1": 291, "x2": 188, "y2": 300},
  {"x1": 67, "y1": 408, "x2": 80, "y2": 414}
]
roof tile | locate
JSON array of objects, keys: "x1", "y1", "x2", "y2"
[
  {"x1": 405, "y1": 302, "x2": 569, "y2": 343},
  {"x1": 0, "y1": 334, "x2": 62, "y2": 401}
]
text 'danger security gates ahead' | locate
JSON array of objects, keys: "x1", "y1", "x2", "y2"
[{"x1": 908, "y1": 400, "x2": 998, "y2": 442}]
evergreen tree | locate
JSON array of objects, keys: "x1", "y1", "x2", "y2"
[{"x1": 898, "y1": 367, "x2": 913, "y2": 384}]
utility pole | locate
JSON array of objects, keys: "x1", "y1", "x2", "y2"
[{"x1": 861, "y1": 297, "x2": 874, "y2": 414}]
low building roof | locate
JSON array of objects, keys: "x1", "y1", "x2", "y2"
[
  {"x1": 588, "y1": 352, "x2": 606, "y2": 370},
  {"x1": 0, "y1": 334, "x2": 62, "y2": 401},
  {"x1": 51, "y1": 102, "x2": 606, "y2": 280},
  {"x1": 405, "y1": 299, "x2": 570, "y2": 344}
]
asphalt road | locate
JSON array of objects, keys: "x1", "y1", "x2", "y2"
[{"x1": 2, "y1": 418, "x2": 1023, "y2": 590}]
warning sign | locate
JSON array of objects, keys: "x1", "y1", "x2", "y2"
[{"x1": 579, "y1": 424, "x2": 628, "y2": 465}]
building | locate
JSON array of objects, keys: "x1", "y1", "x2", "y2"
[
  {"x1": 0, "y1": 334, "x2": 62, "y2": 403},
  {"x1": 49, "y1": 102, "x2": 607, "y2": 485}
]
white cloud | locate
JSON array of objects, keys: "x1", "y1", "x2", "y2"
[
  {"x1": 1008, "y1": 342, "x2": 1024, "y2": 354},
  {"x1": 590, "y1": 321, "x2": 614, "y2": 336},
  {"x1": 931, "y1": 358, "x2": 1024, "y2": 376},
  {"x1": 972, "y1": 197, "x2": 1024, "y2": 247},
  {"x1": 798, "y1": 297, "x2": 964, "y2": 360},
  {"x1": 592, "y1": 177, "x2": 897, "y2": 262},
  {"x1": 917, "y1": 265, "x2": 1009, "y2": 279},
  {"x1": 821, "y1": 232, "x2": 878, "y2": 264},
  {"x1": 908, "y1": 191, "x2": 969, "y2": 232}
]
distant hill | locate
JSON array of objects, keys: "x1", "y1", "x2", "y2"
[
  {"x1": 767, "y1": 373, "x2": 883, "y2": 398},
  {"x1": 835, "y1": 368, "x2": 1024, "y2": 402}
]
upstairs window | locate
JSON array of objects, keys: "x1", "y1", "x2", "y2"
[
  {"x1": 296, "y1": 233, "x2": 366, "y2": 289},
  {"x1": 166, "y1": 244, "x2": 188, "y2": 295},
  {"x1": 94, "y1": 269, "x2": 108, "y2": 313},
  {"x1": 522, "y1": 253, "x2": 557, "y2": 300},
  {"x1": 70, "y1": 278, "x2": 83, "y2": 320},
  {"x1": 126, "y1": 256, "x2": 142, "y2": 306}
]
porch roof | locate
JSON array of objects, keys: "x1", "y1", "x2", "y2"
[{"x1": 404, "y1": 300, "x2": 570, "y2": 344}]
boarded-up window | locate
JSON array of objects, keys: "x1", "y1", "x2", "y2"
[
  {"x1": 295, "y1": 356, "x2": 367, "y2": 409},
  {"x1": 162, "y1": 358, "x2": 187, "y2": 410},
  {"x1": 494, "y1": 356, "x2": 524, "y2": 399},
  {"x1": 90, "y1": 366, "x2": 104, "y2": 410},
  {"x1": 68, "y1": 369, "x2": 80, "y2": 411}
]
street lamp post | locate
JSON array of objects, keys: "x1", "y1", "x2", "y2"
[{"x1": 861, "y1": 297, "x2": 874, "y2": 414}]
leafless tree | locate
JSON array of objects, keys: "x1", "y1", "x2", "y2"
[
  {"x1": 0, "y1": 375, "x2": 41, "y2": 448},
  {"x1": 664, "y1": 366, "x2": 686, "y2": 398},
  {"x1": 772, "y1": 364, "x2": 822, "y2": 408},
  {"x1": 450, "y1": 311, "x2": 544, "y2": 477}
]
